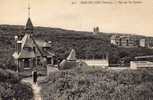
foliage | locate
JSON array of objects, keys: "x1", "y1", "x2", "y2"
[
  {"x1": 40, "y1": 67, "x2": 153, "y2": 100},
  {"x1": 0, "y1": 68, "x2": 33, "y2": 100}
]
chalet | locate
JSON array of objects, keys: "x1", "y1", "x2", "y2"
[
  {"x1": 12, "y1": 17, "x2": 54, "y2": 75},
  {"x1": 111, "y1": 35, "x2": 139, "y2": 47}
]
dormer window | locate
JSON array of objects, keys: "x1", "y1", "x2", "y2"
[
  {"x1": 43, "y1": 47, "x2": 47, "y2": 51},
  {"x1": 24, "y1": 47, "x2": 32, "y2": 52},
  {"x1": 33, "y1": 47, "x2": 36, "y2": 53}
]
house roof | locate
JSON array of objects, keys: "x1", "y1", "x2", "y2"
[
  {"x1": 59, "y1": 59, "x2": 78, "y2": 70},
  {"x1": 18, "y1": 49, "x2": 36, "y2": 58},
  {"x1": 67, "y1": 49, "x2": 77, "y2": 61},
  {"x1": 13, "y1": 17, "x2": 54, "y2": 59},
  {"x1": 13, "y1": 34, "x2": 54, "y2": 59},
  {"x1": 13, "y1": 34, "x2": 41, "y2": 59},
  {"x1": 25, "y1": 17, "x2": 33, "y2": 31},
  {"x1": 12, "y1": 49, "x2": 36, "y2": 59},
  {"x1": 42, "y1": 50, "x2": 55, "y2": 57},
  {"x1": 35, "y1": 40, "x2": 51, "y2": 47},
  {"x1": 21, "y1": 34, "x2": 34, "y2": 48}
]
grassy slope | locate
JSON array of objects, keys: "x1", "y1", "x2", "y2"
[
  {"x1": 0, "y1": 25, "x2": 153, "y2": 65},
  {"x1": 40, "y1": 67, "x2": 153, "y2": 100},
  {"x1": 1, "y1": 25, "x2": 153, "y2": 100}
]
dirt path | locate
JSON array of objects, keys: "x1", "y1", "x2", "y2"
[
  {"x1": 22, "y1": 77, "x2": 46, "y2": 100},
  {"x1": 32, "y1": 83, "x2": 42, "y2": 100},
  {"x1": 21, "y1": 67, "x2": 59, "y2": 100}
]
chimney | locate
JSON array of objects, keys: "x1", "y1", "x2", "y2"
[
  {"x1": 14, "y1": 35, "x2": 18, "y2": 51},
  {"x1": 17, "y1": 41, "x2": 22, "y2": 54}
]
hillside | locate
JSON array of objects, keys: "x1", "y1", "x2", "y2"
[{"x1": 0, "y1": 25, "x2": 153, "y2": 66}]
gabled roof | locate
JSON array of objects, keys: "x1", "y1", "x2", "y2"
[
  {"x1": 31, "y1": 36, "x2": 44, "y2": 56},
  {"x1": 67, "y1": 49, "x2": 77, "y2": 61},
  {"x1": 21, "y1": 34, "x2": 34, "y2": 48},
  {"x1": 13, "y1": 34, "x2": 54, "y2": 59},
  {"x1": 12, "y1": 50, "x2": 35, "y2": 59},
  {"x1": 13, "y1": 34, "x2": 42, "y2": 59},
  {"x1": 25, "y1": 17, "x2": 33, "y2": 31},
  {"x1": 12, "y1": 17, "x2": 55, "y2": 59},
  {"x1": 35, "y1": 40, "x2": 51, "y2": 47},
  {"x1": 18, "y1": 49, "x2": 35, "y2": 58},
  {"x1": 42, "y1": 50, "x2": 55, "y2": 57}
]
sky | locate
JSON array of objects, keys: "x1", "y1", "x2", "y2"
[{"x1": 0, "y1": 0, "x2": 153, "y2": 36}]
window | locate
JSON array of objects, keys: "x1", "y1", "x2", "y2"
[
  {"x1": 33, "y1": 58, "x2": 36, "y2": 67},
  {"x1": 37, "y1": 57, "x2": 41, "y2": 65},
  {"x1": 47, "y1": 58, "x2": 52, "y2": 64},
  {"x1": 24, "y1": 59, "x2": 30, "y2": 68},
  {"x1": 33, "y1": 47, "x2": 36, "y2": 53},
  {"x1": 126, "y1": 40, "x2": 129, "y2": 46}
]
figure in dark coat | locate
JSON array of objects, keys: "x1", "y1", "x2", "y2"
[{"x1": 32, "y1": 71, "x2": 37, "y2": 84}]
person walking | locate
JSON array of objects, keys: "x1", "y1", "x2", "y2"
[{"x1": 32, "y1": 70, "x2": 38, "y2": 84}]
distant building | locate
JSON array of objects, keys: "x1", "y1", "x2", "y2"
[
  {"x1": 81, "y1": 59, "x2": 109, "y2": 68},
  {"x1": 111, "y1": 35, "x2": 139, "y2": 47},
  {"x1": 12, "y1": 17, "x2": 54, "y2": 75},
  {"x1": 145, "y1": 37, "x2": 153, "y2": 48},
  {"x1": 59, "y1": 49, "x2": 80, "y2": 69},
  {"x1": 139, "y1": 37, "x2": 153, "y2": 48},
  {"x1": 111, "y1": 34, "x2": 153, "y2": 48},
  {"x1": 130, "y1": 61, "x2": 153, "y2": 70},
  {"x1": 80, "y1": 54, "x2": 109, "y2": 67},
  {"x1": 131, "y1": 55, "x2": 153, "y2": 69},
  {"x1": 93, "y1": 26, "x2": 100, "y2": 35},
  {"x1": 139, "y1": 39, "x2": 147, "y2": 47},
  {"x1": 110, "y1": 35, "x2": 119, "y2": 45},
  {"x1": 67, "y1": 49, "x2": 77, "y2": 61}
]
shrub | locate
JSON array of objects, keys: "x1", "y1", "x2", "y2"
[
  {"x1": 0, "y1": 68, "x2": 33, "y2": 100},
  {"x1": 40, "y1": 68, "x2": 153, "y2": 100}
]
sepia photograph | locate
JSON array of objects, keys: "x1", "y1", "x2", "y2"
[{"x1": 0, "y1": 0, "x2": 153, "y2": 100}]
